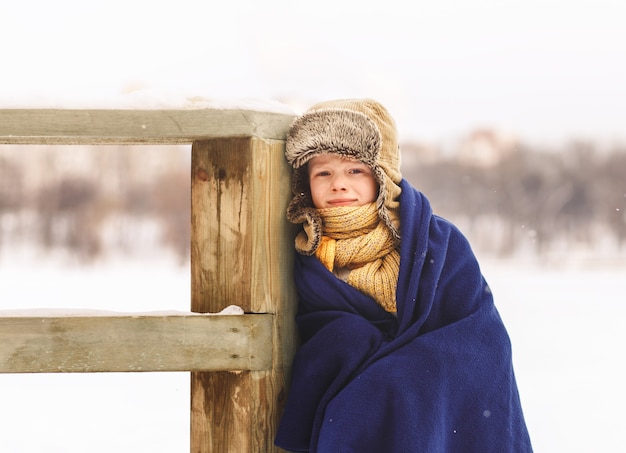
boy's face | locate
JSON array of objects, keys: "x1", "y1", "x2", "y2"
[{"x1": 307, "y1": 154, "x2": 379, "y2": 209}]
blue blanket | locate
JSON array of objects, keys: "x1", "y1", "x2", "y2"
[{"x1": 275, "y1": 179, "x2": 532, "y2": 452}]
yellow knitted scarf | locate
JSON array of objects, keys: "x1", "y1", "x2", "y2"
[{"x1": 315, "y1": 203, "x2": 400, "y2": 312}]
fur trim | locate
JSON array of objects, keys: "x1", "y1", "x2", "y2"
[{"x1": 286, "y1": 108, "x2": 382, "y2": 169}]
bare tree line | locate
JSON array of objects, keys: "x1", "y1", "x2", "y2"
[
  {"x1": 0, "y1": 145, "x2": 190, "y2": 264},
  {"x1": 0, "y1": 141, "x2": 624, "y2": 264},
  {"x1": 402, "y1": 140, "x2": 626, "y2": 259}
]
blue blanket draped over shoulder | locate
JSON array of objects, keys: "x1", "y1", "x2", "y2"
[{"x1": 275, "y1": 179, "x2": 532, "y2": 452}]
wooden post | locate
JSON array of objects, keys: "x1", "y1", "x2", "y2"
[{"x1": 190, "y1": 137, "x2": 298, "y2": 452}]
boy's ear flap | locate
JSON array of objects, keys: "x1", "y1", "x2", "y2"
[{"x1": 288, "y1": 204, "x2": 322, "y2": 256}]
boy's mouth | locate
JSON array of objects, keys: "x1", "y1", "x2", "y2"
[{"x1": 328, "y1": 198, "x2": 357, "y2": 206}]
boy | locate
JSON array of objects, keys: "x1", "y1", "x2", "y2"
[{"x1": 275, "y1": 99, "x2": 532, "y2": 452}]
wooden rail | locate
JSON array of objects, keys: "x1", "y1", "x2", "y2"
[
  {"x1": 0, "y1": 313, "x2": 273, "y2": 373},
  {"x1": 0, "y1": 108, "x2": 293, "y2": 143},
  {"x1": 0, "y1": 105, "x2": 298, "y2": 452}
]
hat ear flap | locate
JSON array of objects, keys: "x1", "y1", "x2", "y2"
[
  {"x1": 373, "y1": 167, "x2": 401, "y2": 242},
  {"x1": 285, "y1": 166, "x2": 322, "y2": 255},
  {"x1": 287, "y1": 205, "x2": 323, "y2": 256}
]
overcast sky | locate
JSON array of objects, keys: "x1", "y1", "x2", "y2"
[{"x1": 2, "y1": 0, "x2": 625, "y2": 146}]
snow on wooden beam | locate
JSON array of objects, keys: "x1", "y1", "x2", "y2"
[{"x1": 0, "y1": 108, "x2": 294, "y2": 144}]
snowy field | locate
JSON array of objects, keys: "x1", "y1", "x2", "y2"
[{"x1": 1, "y1": 251, "x2": 625, "y2": 452}]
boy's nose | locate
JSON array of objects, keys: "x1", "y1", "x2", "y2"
[{"x1": 331, "y1": 175, "x2": 347, "y2": 191}]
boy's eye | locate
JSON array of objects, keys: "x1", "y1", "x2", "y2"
[{"x1": 349, "y1": 167, "x2": 370, "y2": 175}]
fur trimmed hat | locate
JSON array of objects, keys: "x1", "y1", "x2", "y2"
[{"x1": 285, "y1": 98, "x2": 403, "y2": 255}]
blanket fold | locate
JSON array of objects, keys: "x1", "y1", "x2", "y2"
[{"x1": 275, "y1": 180, "x2": 532, "y2": 452}]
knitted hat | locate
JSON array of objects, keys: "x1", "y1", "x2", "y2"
[{"x1": 285, "y1": 98, "x2": 403, "y2": 255}]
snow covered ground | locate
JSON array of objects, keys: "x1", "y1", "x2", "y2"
[{"x1": 1, "y1": 251, "x2": 625, "y2": 452}]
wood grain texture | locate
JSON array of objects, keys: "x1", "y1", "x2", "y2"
[
  {"x1": 0, "y1": 109, "x2": 294, "y2": 144},
  {"x1": 190, "y1": 137, "x2": 298, "y2": 452},
  {"x1": 0, "y1": 314, "x2": 272, "y2": 373},
  {"x1": 0, "y1": 107, "x2": 298, "y2": 451}
]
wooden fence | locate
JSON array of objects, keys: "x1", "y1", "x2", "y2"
[{"x1": 0, "y1": 106, "x2": 298, "y2": 452}]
